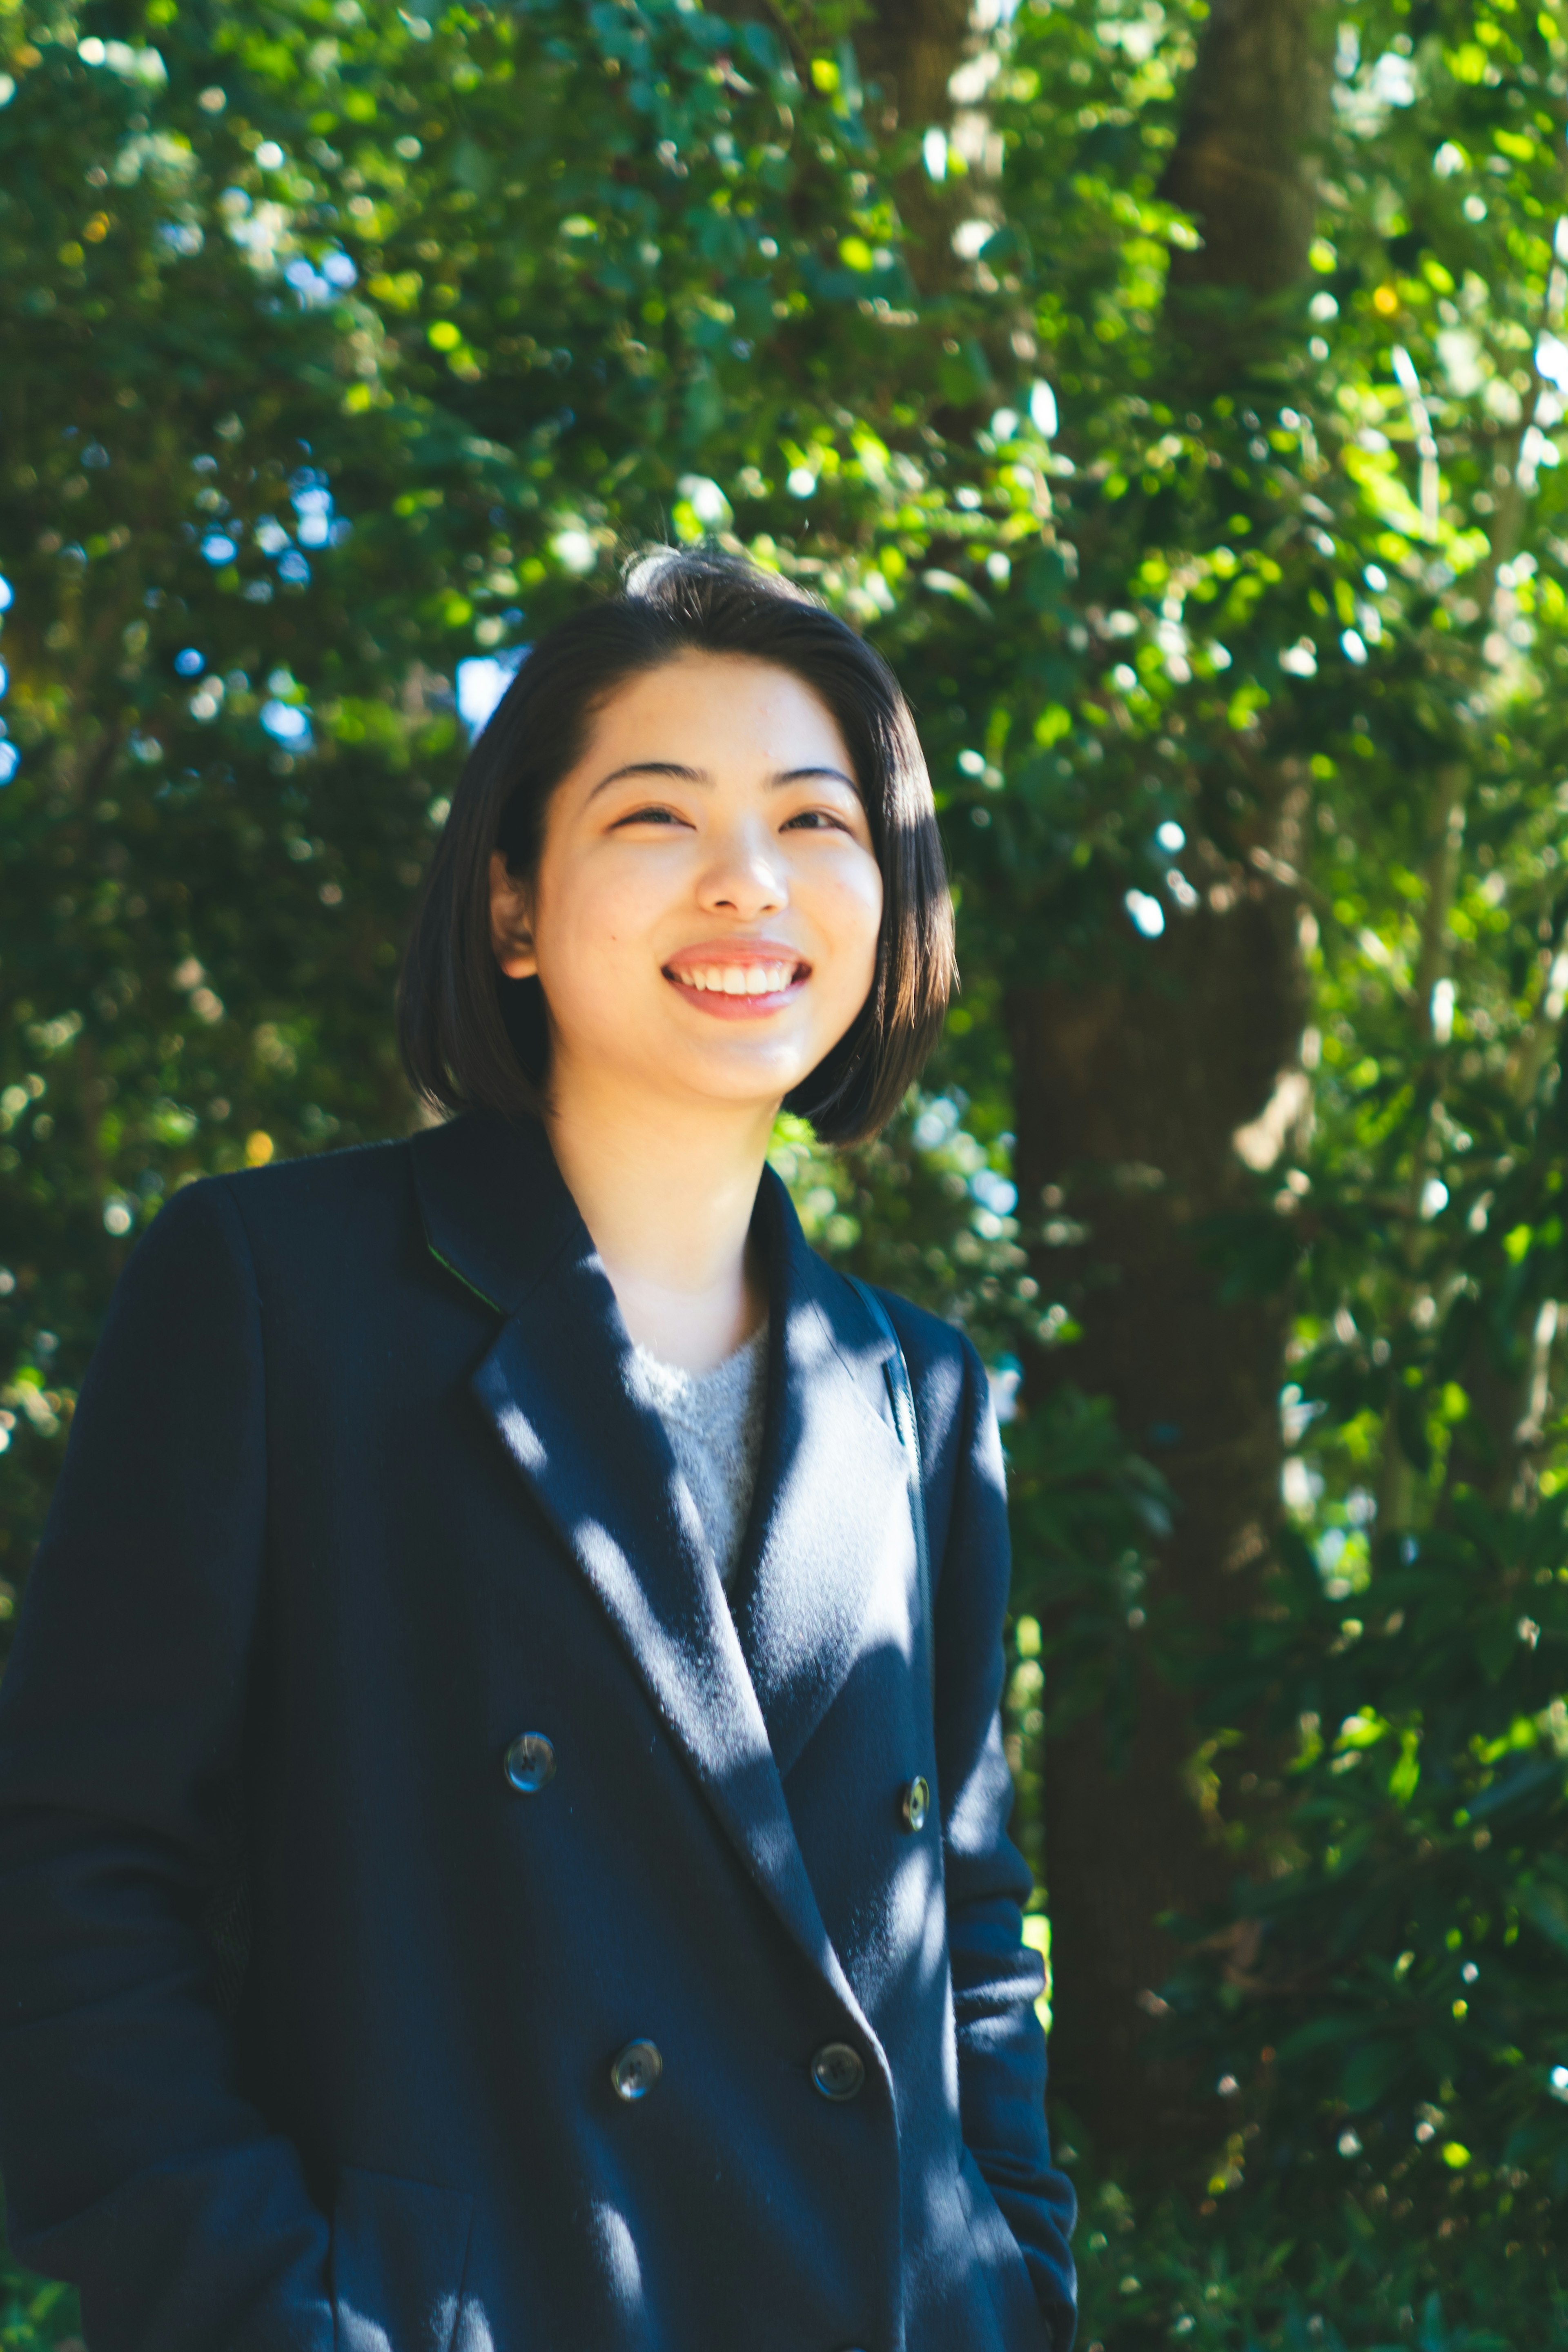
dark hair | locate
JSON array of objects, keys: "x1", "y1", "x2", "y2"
[{"x1": 398, "y1": 547, "x2": 956, "y2": 1145}]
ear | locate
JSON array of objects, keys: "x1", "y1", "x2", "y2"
[{"x1": 489, "y1": 849, "x2": 538, "y2": 980}]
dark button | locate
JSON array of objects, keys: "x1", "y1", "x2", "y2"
[
  {"x1": 899, "y1": 1775, "x2": 930, "y2": 1833},
  {"x1": 610, "y1": 2039, "x2": 662, "y2": 2102},
  {"x1": 503, "y1": 1733, "x2": 556, "y2": 1794},
  {"x1": 811, "y1": 2042, "x2": 865, "y2": 2102}
]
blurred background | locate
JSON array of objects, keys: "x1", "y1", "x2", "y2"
[{"x1": 4, "y1": 0, "x2": 1568, "y2": 2341}]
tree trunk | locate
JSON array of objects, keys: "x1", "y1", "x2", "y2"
[
  {"x1": 1161, "y1": 0, "x2": 1337, "y2": 302},
  {"x1": 1014, "y1": 0, "x2": 1337, "y2": 2167},
  {"x1": 858, "y1": 0, "x2": 973, "y2": 132},
  {"x1": 856, "y1": 0, "x2": 985, "y2": 295},
  {"x1": 1011, "y1": 825, "x2": 1310, "y2": 2160}
]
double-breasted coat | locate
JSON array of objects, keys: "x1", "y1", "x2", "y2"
[{"x1": 0, "y1": 1109, "x2": 1077, "y2": 2352}]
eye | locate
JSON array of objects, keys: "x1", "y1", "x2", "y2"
[
  {"x1": 781, "y1": 807, "x2": 853, "y2": 833},
  {"x1": 610, "y1": 803, "x2": 689, "y2": 829}
]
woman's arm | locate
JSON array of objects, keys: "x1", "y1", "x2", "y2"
[
  {"x1": 0, "y1": 1180, "x2": 335, "y2": 2352},
  {"x1": 928, "y1": 1329, "x2": 1078, "y2": 2352}
]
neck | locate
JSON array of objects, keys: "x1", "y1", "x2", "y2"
[{"x1": 543, "y1": 1058, "x2": 775, "y2": 1373}]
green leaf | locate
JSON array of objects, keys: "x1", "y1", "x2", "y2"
[{"x1": 1340, "y1": 2036, "x2": 1410, "y2": 2112}]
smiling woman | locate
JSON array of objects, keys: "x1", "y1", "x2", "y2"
[
  {"x1": 490, "y1": 650, "x2": 882, "y2": 1096},
  {"x1": 0, "y1": 548, "x2": 1077, "y2": 2352},
  {"x1": 476, "y1": 636, "x2": 898, "y2": 1367},
  {"x1": 399, "y1": 548, "x2": 954, "y2": 1146}
]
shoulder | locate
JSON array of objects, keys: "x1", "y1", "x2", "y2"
[
  {"x1": 216, "y1": 1132, "x2": 415, "y2": 1223},
  {"x1": 136, "y1": 1135, "x2": 418, "y2": 1289},
  {"x1": 831, "y1": 1270, "x2": 989, "y2": 1461},
  {"x1": 825, "y1": 1272, "x2": 1007, "y2": 1593},
  {"x1": 851, "y1": 1277, "x2": 976, "y2": 1383}
]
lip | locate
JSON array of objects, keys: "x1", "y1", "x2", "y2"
[
  {"x1": 662, "y1": 937, "x2": 811, "y2": 1021},
  {"x1": 663, "y1": 937, "x2": 807, "y2": 975}
]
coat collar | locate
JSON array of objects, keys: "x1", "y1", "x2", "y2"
[{"x1": 410, "y1": 1111, "x2": 913, "y2": 2016}]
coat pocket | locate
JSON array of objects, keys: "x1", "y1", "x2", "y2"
[
  {"x1": 955, "y1": 2149, "x2": 1052, "y2": 2352},
  {"x1": 330, "y1": 2165, "x2": 476, "y2": 2352}
]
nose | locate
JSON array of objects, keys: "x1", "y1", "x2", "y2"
[{"x1": 695, "y1": 813, "x2": 787, "y2": 922}]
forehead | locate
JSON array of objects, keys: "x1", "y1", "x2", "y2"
[{"x1": 578, "y1": 651, "x2": 855, "y2": 780}]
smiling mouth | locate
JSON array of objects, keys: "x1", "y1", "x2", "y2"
[
  {"x1": 668, "y1": 959, "x2": 805, "y2": 997},
  {"x1": 662, "y1": 952, "x2": 811, "y2": 1013}
]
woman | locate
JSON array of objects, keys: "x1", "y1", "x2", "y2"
[{"x1": 0, "y1": 551, "x2": 1076, "y2": 2352}]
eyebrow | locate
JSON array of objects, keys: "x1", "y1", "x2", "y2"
[{"x1": 588, "y1": 760, "x2": 860, "y2": 800}]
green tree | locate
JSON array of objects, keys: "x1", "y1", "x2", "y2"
[{"x1": 7, "y1": 0, "x2": 1568, "y2": 2343}]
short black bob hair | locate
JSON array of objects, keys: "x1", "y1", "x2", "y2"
[{"x1": 399, "y1": 546, "x2": 956, "y2": 1146}]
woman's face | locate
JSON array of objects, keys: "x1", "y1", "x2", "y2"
[{"x1": 490, "y1": 652, "x2": 884, "y2": 1120}]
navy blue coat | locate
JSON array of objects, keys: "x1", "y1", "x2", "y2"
[{"x1": 0, "y1": 1109, "x2": 1076, "y2": 2352}]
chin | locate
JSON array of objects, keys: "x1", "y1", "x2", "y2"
[{"x1": 671, "y1": 1045, "x2": 814, "y2": 1106}]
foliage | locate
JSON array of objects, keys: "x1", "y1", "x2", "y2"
[
  {"x1": 0, "y1": 0, "x2": 922, "y2": 1593},
  {"x1": 0, "y1": 2194, "x2": 78, "y2": 2352},
  {"x1": 7, "y1": 0, "x2": 1568, "y2": 2343}
]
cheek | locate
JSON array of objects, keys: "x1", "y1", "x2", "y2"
[
  {"x1": 815, "y1": 851, "x2": 884, "y2": 977},
  {"x1": 530, "y1": 854, "x2": 672, "y2": 1006}
]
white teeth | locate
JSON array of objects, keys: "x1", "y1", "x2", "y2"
[{"x1": 676, "y1": 961, "x2": 799, "y2": 994}]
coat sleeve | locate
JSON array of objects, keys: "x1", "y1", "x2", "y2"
[
  {"x1": 930, "y1": 1332, "x2": 1077, "y2": 2352},
  {"x1": 0, "y1": 1179, "x2": 335, "y2": 2352}
]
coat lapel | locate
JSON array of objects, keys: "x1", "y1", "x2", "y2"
[
  {"x1": 409, "y1": 1113, "x2": 878, "y2": 2022},
  {"x1": 731, "y1": 1173, "x2": 918, "y2": 1780}
]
